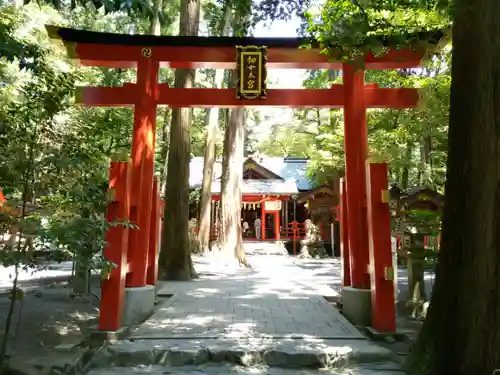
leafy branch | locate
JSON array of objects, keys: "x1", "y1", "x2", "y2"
[{"x1": 303, "y1": 0, "x2": 450, "y2": 63}]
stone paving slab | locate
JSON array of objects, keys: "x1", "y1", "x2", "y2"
[
  {"x1": 133, "y1": 254, "x2": 357, "y2": 340},
  {"x1": 133, "y1": 293, "x2": 361, "y2": 339},
  {"x1": 91, "y1": 338, "x2": 396, "y2": 369},
  {"x1": 87, "y1": 363, "x2": 404, "y2": 375},
  {"x1": 115, "y1": 253, "x2": 393, "y2": 369}
]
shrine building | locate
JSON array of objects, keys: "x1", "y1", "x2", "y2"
[{"x1": 189, "y1": 155, "x2": 340, "y2": 244}]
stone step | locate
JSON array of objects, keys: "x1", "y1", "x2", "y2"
[
  {"x1": 87, "y1": 363, "x2": 405, "y2": 375},
  {"x1": 90, "y1": 338, "x2": 398, "y2": 369}
]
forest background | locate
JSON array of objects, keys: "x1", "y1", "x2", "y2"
[
  {"x1": 0, "y1": 0, "x2": 451, "y2": 291},
  {"x1": 7, "y1": 0, "x2": 500, "y2": 372},
  {"x1": 0, "y1": 0, "x2": 449, "y2": 360}
]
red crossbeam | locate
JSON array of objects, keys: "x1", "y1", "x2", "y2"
[
  {"x1": 77, "y1": 84, "x2": 419, "y2": 108},
  {"x1": 75, "y1": 84, "x2": 137, "y2": 106},
  {"x1": 71, "y1": 43, "x2": 424, "y2": 70}
]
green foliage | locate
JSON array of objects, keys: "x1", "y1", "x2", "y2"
[
  {"x1": 0, "y1": 3, "x2": 162, "y2": 282},
  {"x1": 366, "y1": 56, "x2": 450, "y2": 190},
  {"x1": 252, "y1": 0, "x2": 310, "y2": 24},
  {"x1": 189, "y1": 188, "x2": 201, "y2": 205},
  {"x1": 254, "y1": 70, "x2": 343, "y2": 186},
  {"x1": 205, "y1": 0, "x2": 311, "y2": 36},
  {"x1": 400, "y1": 206, "x2": 441, "y2": 239},
  {"x1": 23, "y1": 0, "x2": 179, "y2": 31},
  {"x1": 255, "y1": 52, "x2": 450, "y2": 190},
  {"x1": 1, "y1": 4, "x2": 77, "y2": 196},
  {"x1": 303, "y1": 0, "x2": 450, "y2": 63},
  {"x1": 45, "y1": 214, "x2": 121, "y2": 277}
]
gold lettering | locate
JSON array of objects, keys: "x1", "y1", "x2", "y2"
[
  {"x1": 247, "y1": 80, "x2": 255, "y2": 89},
  {"x1": 248, "y1": 72, "x2": 255, "y2": 79},
  {"x1": 247, "y1": 56, "x2": 257, "y2": 64}
]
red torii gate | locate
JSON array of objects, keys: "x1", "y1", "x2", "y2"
[{"x1": 47, "y1": 25, "x2": 425, "y2": 333}]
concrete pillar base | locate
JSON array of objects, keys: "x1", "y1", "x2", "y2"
[
  {"x1": 342, "y1": 286, "x2": 371, "y2": 326},
  {"x1": 123, "y1": 285, "x2": 156, "y2": 326}
]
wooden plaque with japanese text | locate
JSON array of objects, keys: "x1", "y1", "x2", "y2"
[{"x1": 236, "y1": 45, "x2": 267, "y2": 100}]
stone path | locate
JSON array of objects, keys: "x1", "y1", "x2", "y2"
[
  {"x1": 88, "y1": 363, "x2": 404, "y2": 375},
  {"x1": 288, "y1": 256, "x2": 436, "y2": 301},
  {"x1": 91, "y1": 244, "x2": 399, "y2": 372},
  {"x1": 132, "y1": 253, "x2": 360, "y2": 340}
]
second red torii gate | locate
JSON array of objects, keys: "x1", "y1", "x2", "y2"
[{"x1": 47, "y1": 24, "x2": 429, "y2": 332}]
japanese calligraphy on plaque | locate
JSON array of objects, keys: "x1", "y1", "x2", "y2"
[{"x1": 236, "y1": 45, "x2": 267, "y2": 100}]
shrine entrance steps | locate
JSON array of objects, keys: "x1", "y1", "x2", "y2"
[
  {"x1": 87, "y1": 252, "x2": 404, "y2": 375},
  {"x1": 242, "y1": 240, "x2": 288, "y2": 256}
]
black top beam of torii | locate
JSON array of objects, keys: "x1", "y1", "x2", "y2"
[{"x1": 48, "y1": 25, "x2": 447, "y2": 50}]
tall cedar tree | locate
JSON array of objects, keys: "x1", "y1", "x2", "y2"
[
  {"x1": 404, "y1": 0, "x2": 500, "y2": 373},
  {"x1": 217, "y1": 1, "x2": 251, "y2": 265},
  {"x1": 198, "y1": 0, "x2": 232, "y2": 254},
  {"x1": 159, "y1": 0, "x2": 200, "y2": 280},
  {"x1": 218, "y1": 102, "x2": 249, "y2": 265}
]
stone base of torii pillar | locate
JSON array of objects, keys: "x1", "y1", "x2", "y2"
[
  {"x1": 123, "y1": 285, "x2": 156, "y2": 326},
  {"x1": 342, "y1": 287, "x2": 372, "y2": 326}
]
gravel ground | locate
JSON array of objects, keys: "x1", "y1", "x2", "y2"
[{"x1": 0, "y1": 262, "x2": 102, "y2": 373}]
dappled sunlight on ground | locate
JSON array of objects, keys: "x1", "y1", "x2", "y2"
[
  {"x1": 90, "y1": 360, "x2": 387, "y2": 375},
  {"x1": 0, "y1": 281, "x2": 101, "y2": 366},
  {"x1": 291, "y1": 256, "x2": 436, "y2": 301},
  {"x1": 133, "y1": 245, "x2": 360, "y2": 341},
  {"x1": 103, "y1": 244, "x2": 396, "y2": 370}
]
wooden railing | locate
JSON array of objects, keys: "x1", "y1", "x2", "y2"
[{"x1": 202, "y1": 221, "x2": 334, "y2": 242}]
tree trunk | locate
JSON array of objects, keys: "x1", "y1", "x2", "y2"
[
  {"x1": 204, "y1": 0, "x2": 250, "y2": 266},
  {"x1": 219, "y1": 105, "x2": 250, "y2": 266},
  {"x1": 160, "y1": 107, "x2": 171, "y2": 194},
  {"x1": 401, "y1": 141, "x2": 412, "y2": 190},
  {"x1": 328, "y1": 70, "x2": 339, "y2": 131},
  {"x1": 153, "y1": 0, "x2": 169, "y2": 195},
  {"x1": 419, "y1": 134, "x2": 432, "y2": 185},
  {"x1": 149, "y1": 0, "x2": 163, "y2": 35},
  {"x1": 72, "y1": 261, "x2": 90, "y2": 294},
  {"x1": 404, "y1": 1, "x2": 500, "y2": 374},
  {"x1": 158, "y1": 0, "x2": 200, "y2": 281},
  {"x1": 197, "y1": 1, "x2": 232, "y2": 254},
  {"x1": 198, "y1": 109, "x2": 216, "y2": 254},
  {"x1": 149, "y1": 0, "x2": 167, "y2": 196}
]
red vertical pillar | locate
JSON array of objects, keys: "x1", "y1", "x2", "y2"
[
  {"x1": 261, "y1": 203, "x2": 266, "y2": 240},
  {"x1": 291, "y1": 220, "x2": 298, "y2": 254},
  {"x1": 127, "y1": 56, "x2": 159, "y2": 287},
  {"x1": 146, "y1": 177, "x2": 160, "y2": 286},
  {"x1": 339, "y1": 178, "x2": 351, "y2": 288},
  {"x1": 366, "y1": 162, "x2": 396, "y2": 332},
  {"x1": 274, "y1": 210, "x2": 280, "y2": 240},
  {"x1": 343, "y1": 62, "x2": 370, "y2": 289},
  {"x1": 99, "y1": 161, "x2": 131, "y2": 331}
]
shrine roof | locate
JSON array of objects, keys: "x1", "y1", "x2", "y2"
[
  {"x1": 189, "y1": 156, "x2": 312, "y2": 191},
  {"x1": 401, "y1": 186, "x2": 444, "y2": 206},
  {"x1": 210, "y1": 179, "x2": 299, "y2": 195},
  {"x1": 258, "y1": 157, "x2": 311, "y2": 190}
]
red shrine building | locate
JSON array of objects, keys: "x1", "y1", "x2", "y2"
[{"x1": 189, "y1": 155, "x2": 340, "y2": 244}]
